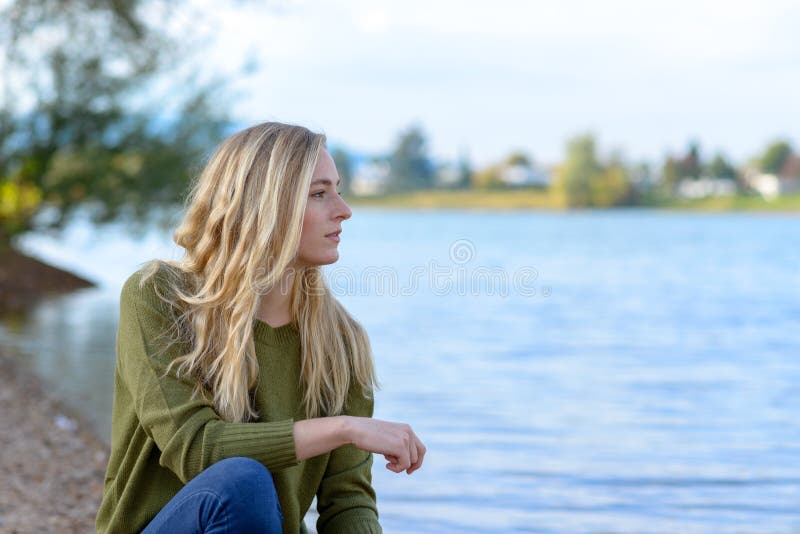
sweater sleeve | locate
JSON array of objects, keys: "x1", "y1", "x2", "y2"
[
  {"x1": 116, "y1": 271, "x2": 299, "y2": 484},
  {"x1": 315, "y1": 386, "x2": 382, "y2": 534}
]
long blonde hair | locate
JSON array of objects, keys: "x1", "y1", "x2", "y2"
[{"x1": 139, "y1": 121, "x2": 377, "y2": 422}]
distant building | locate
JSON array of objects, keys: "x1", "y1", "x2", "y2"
[
  {"x1": 740, "y1": 154, "x2": 800, "y2": 199},
  {"x1": 675, "y1": 177, "x2": 738, "y2": 199},
  {"x1": 349, "y1": 160, "x2": 390, "y2": 196},
  {"x1": 498, "y1": 163, "x2": 550, "y2": 187},
  {"x1": 745, "y1": 172, "x2": 800, "y2": 200},
  {"x1": 434, "y1": 163, "x2": 466, "y2": 188},
  {"x1": 779, "y1": 154, "x2": 800, "y2": 180}
]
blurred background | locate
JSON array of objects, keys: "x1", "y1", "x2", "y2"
[{"x1": 1, "y1": 0, "x2": 799, "y2": 532}]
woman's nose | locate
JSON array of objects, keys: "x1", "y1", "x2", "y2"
[{"x1": 335, "y1": 195, "x2": 352, "y2": 220}]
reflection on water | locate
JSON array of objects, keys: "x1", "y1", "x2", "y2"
[
  {"x1": 2, "y1": 288, "x2": 119, "y2": 438},
  {"x1": 2, "y1": 209, "x2": 800, "y2": 533}
]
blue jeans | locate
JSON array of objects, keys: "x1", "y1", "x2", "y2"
[{"x1": 141, "y1": 457, "x2": 283, "y2": 533}]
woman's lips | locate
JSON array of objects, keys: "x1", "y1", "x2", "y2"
[{"x1": 326, "y1": 230, "x2": 341, "y2": 243}]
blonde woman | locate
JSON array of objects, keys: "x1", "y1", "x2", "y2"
[{"x1": 96, "y1": 122, "x2": 426, "y2": 534}]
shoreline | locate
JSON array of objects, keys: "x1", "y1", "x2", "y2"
[
  {"x1": 344, "y1": 190, "x2": 800, "y2": 213},
  {"x1": 0, "y1": 246, "x2": 95, "y2": 314},
  {"x1": 0, "y1": 348, "x2": 108, "y2": 532}
]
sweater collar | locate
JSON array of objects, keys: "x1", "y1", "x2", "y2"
[{"x1": 252, "y1": 318, "x2": 300, "y2": 347}]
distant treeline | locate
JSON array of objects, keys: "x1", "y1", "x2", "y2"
[{"x1": 333, "y1": 125, "x2": 800, "y2": 208}]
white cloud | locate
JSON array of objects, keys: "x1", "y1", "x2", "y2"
[{"x1": 354, "y1": 8, "x2": 390, "y2": 34}]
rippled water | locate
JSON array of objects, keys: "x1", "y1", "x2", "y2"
[{"x1": 2, "y1": 209, "x2": 799, "y2": 533}]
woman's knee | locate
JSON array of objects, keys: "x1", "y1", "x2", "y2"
[
  {"x1": 210, "y1": 457, "x2": 277, "y2": 495},
  {"x1": 212, "y1": 456, "x2": 271, "y2": 479},
  {"x1": 206, "y1": 457, "x2": 282, "y2": 527},
  {"x1": 143, "y1": 458, "x2": 282, "y2": 533}
]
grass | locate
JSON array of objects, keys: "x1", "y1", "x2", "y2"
[
  {"x1": 345, "y1": 188, "x2": 800, "y2": 213},
  {"x1": 345, "y1": 188, "x2": 563, "y2": 210},
  {"x1": 648, "y1": 192, "x2": 800, "y2": 212}
]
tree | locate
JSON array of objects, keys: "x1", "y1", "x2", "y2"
[
  {"x1": 678, "y1": 141, "x2": 702, "y2": 179},
  {"x1": 553, "y1": 135, "x2": 634, "y2": 207},
  {"x1": 660, "y1": 157, "x2": 680, "y2": 192},
  {"x1": 760, "y1": 140, "x2": 793, "y2": 175},
  {"x1": 506, "y1": 151, "x2": 532, "y2": 167},
  {"x1": 388, "y1": 125, "x2": 434, "y2": 191},
  {"x1": 330, "y1": 147, "x2": 353, "y2": 195},
  {"x1": 591, "y1": 161, "x2": 631, "y2": 207},
  {"x1": 0, "y1": 0, "x2": 230, "y2": 244},
  {"x1": 455, "y1": 149, "x2": 472, "y2": 189},
  {"x1": 472, "y1": 151, "x2": 532, "y2": 189},
  {"x1": 706, "y1": 153, "x2": 737, "y2": 179},
  {"x1": 553, "y1": 134, "x2": 599, "y2": 208},
  {"x1": 472, "y1": 163, "x2": 502, "y2": 189}
]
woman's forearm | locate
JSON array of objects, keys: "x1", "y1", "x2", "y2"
[
  {"x1": 292, "y1": 416, "x2": 352, "y2": 462},
  {"x1": 293, "y1": 416, "x2": 426, "y2": 474}
]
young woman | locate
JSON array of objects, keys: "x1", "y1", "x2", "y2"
[{"x1": 96, "y1": 122, "x2": 426, "y2": 533}]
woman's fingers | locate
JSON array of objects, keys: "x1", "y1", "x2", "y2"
[
  {"x1": 393, "y1": 425, "x2": 423, "y2": 474},
  {"x1": 384, "y1": 454, "x2": 402, "y2": 472},
  {"x1": 397, "y1": 433, "x2": 411, "y2": 471},
  {"x1": 350, "y1": 417, "x2": 425, "y2": 474},
  {"x1": 396, "y1": 427, "x2": 425, "y2": 475},
  {"x1": 406, "y1": 425, "x2": 418, "y2": 468},
  {"x1": 407, "y1": 433, "x2": 426, "y2": 474}
]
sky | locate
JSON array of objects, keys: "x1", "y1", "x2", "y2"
[{"x1": 192, "y1": 0, "x2": 799, "y2": 168}]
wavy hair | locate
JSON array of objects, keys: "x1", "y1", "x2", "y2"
[{"x1": 139, "y1": 121, "x2": 377, "y2": 422}]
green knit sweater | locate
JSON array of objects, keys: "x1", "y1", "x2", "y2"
[{"x1": 95, "y1": 268, "x2": 382, "y2": 533}]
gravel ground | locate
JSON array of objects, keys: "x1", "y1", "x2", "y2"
[{"x1": 0, "y1": 350, "x2": 108, "y2": 533}]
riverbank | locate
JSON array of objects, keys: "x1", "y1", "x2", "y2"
[
  {"x1": 0, "y1": 348, "x2": 108, "y2": 532},
  {"x1": 0, "y1": 246, "x2": 95, "y2": 313},
  {"x1": 346, "y1": 187, "x2": 564, "y2": 210},
  {"x1": 345, "y1": 189, "x2": 800, "y2": 212}
]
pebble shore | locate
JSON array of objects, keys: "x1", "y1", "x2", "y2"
[{"x1": 0, "y1": 350, "x2": 108, "y2": 533}]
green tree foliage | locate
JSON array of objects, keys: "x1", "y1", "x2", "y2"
[
  {"x1": 456, "y1": 151, "x2": 472, "y2": 189},
  {"x1": 553, "y1": 134, "x2": 632, "y2": 207},
  {"x1": 330, "y1": 147, "x2": 353, "y2": 195},
  {"x1": 592, "y1": 160, "x2": 632, "y2": 208},
  {"x1": 472, "y1": 163, "x2": 502, "y2": 189},
  {"x1": 505, "y1": 151, "x2": 531, "y2": 167},
  {"x1": 659, "y1": 157, "x2": 680, "y2": 195},
  {"x1": 706, "y1": 153, "x2": 737, "y2": 179},
  {"x1": 554, "y1": 134, "x2": 598, "y2": 207},
  {"x1": 677, "y1": 141, "x2": 702, "y2": 179},
  {"x1": 388, "y1": 125, "x2": 434, "y2": 191},
  {"x1": 760, "y1": 140, "x2": 793, "y2": 175},
  {"x1": 0, "y1": 0, "x2": 228, "y2": 244},
  {"x1": 473, "y1": 151, "x2": 533, "y2": 189}
]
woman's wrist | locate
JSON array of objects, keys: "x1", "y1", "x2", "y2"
[
  {"x1": 293, "y1": 415, "x2": 355, "y2": 461},
  {"x1": 338, "y1": 415, "x2": 356, "y2": 446}
]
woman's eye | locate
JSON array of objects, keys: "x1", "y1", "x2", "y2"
[{"x1": 311, "y1": 191, "x2": 324, "y2": 198}]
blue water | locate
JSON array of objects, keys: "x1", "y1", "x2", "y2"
[{"x1": 2, "y1": 209, "x2": 799, "y2": 533}]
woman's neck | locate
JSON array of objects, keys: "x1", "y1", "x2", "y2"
[{"x1": 254, "y1": 270, "x2": 296, "y2": 328}]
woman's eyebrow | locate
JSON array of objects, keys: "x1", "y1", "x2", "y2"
[{"x1": 310, "y1": 178, "x2": 341, "y2": 187}]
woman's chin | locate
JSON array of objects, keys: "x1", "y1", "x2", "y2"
[
  {"x1": 299, "y1": 252, "x2": 339, "y2": 267},
  {"x1": 322, "y1": 252, "x2": 340, "y2": 265}
]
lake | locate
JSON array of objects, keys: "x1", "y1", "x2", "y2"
[{"x1": 2, "y1": 208, "x2": 799, "y2": 533}]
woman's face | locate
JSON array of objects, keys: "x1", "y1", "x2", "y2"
[{"x1": 296, "y1": 149, "x2": 352, "y2": 267}]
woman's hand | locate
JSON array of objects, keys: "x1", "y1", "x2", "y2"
[{"x1": 343, "y1": 416, "x2": 426, "y2": 474}]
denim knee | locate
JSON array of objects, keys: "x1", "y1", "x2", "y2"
[
  {"x1": 211, "y1": 456, "x2": 274, "y2": 488},
  {"x1": 208, "y1": 457, "x2": 282, "y2": 526}
]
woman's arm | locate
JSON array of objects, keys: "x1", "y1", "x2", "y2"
[
  {"x1": 294, "y1": 416, "x2": 426, "y2": 474},
  {"x1": 292, "y1": 416, "x2": 349, "y2": 461}
]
